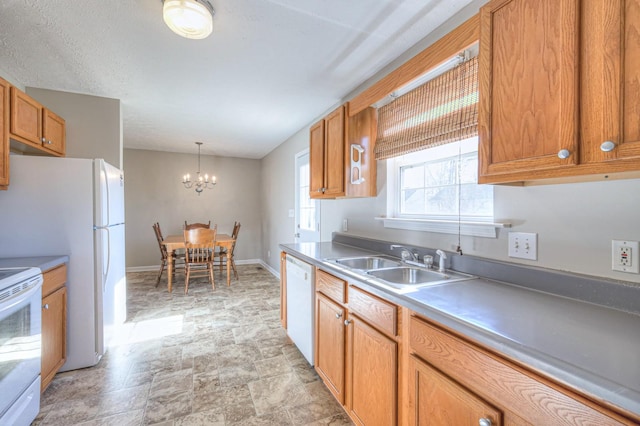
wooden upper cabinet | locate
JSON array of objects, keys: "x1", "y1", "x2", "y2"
[
  {"x1": 309, "y1": 104, "x2": 377, "y2": 199},
  {"x1": 324, "y1": 106, "x2": 346, "y2": 197},
  {"x1": 10, "y1": 86, "x2": 43, "y2": 147},
  {"x1": 479, "y1": 0, "x2": 640, "y2": 184},
  {"x1": 478, "y1": 0, "x2": 580, "y2": 182},
  {"x1": 0, "y1": 78, "x2": 8, "y2": 189},
  {"x1": 581, "y1": 0, "x2": 640, "y2": 166},
  {"x1": 309, "y1": 119, "x2": 326, "y2": 196},
  {"x1": 9, "y1": 86, "x2": 65, "y2": 157},
  {"x1": 310, "y1": 105, "x2": 345, "y2": 199},
  {"x1": 43, "y1": 108, "x2": 66, "y2": 155}
]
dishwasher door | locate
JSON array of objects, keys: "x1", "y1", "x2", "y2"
[{"x1": 285, "y1": 255, "x2": 315, "y2": 365}]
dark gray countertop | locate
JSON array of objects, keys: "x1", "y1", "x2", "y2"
[
  {"x1": 279, "y1": 238, "x2": 640, "y2": 418},
  {"x1": 0, "y1": 255, "x2": 69, "y2": 272}
]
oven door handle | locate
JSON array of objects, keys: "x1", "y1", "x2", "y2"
[{"x1": 0, "y1": 279, "x2": 42, "y2": 312}]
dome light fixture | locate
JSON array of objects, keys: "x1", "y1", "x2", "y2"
[{"x1": 162, "y1": 0, "x2": 215, "y2": 40}]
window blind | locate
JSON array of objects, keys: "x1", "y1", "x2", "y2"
[{"x1": 374, "y1": 56, "x2": 478, "y2": 160}]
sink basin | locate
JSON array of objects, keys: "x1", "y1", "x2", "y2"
[
  {"x1": 366, "y1": 267, "x2": 474, "y2": 288},
  {"x1": 333, "y1": 256, "x2": 402, "y2": 270}
]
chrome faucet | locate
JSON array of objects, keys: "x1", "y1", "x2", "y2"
[
  {"x1": 390, "y1": 244, "x2": 421, "y2": 266},
  {"x1": 436, "y1": 249, "x2": 447, "y2": 272}
]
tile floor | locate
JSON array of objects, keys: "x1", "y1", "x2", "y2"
[{"x1": 33, "y1": 265, "x2": 352, "y2": 425}]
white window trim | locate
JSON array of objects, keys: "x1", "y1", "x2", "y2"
[{"x1": 382, "y1": 140, "x2": 510, "y2": 238}]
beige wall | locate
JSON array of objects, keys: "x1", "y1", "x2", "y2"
[
  {"x1": 26, "y1": 88, "x2": 122, "y2": 168},
  {"x1": 124, "y1": 148, "x2": 262, "y2": 268},
  {"x1": 261, "y1": 0, "x2": 640, "y2": 285}
]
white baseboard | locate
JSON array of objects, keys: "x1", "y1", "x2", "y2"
[{"x1": 127, "y1": 259, "x2": 280, "y2": 279}]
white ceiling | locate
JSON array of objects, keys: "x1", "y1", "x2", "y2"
[{"x1": 0, "y1": 0, "x2": 475, "y2": 159}]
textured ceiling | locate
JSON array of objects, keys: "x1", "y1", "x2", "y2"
[{"x1": 0, "y1": 0, "x2": 475, "y2": 159}]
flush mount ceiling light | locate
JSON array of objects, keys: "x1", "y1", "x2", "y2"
[{"x1": 162, "y1": 0, "x2": 215, "y2": 40}]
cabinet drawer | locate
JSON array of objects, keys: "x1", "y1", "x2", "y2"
[
  {"x1": 348, "y1": 285, "x2": 397, "y2": 336},
  {"x1": 42, "y1": 264, "x2": 67, "y2": 297},
  {"x1": 316, "y1": 269, "x2": 345, "y2": 303},
  {"x1": 409, "y1": 315, "x2": 627, "y2": 425}
]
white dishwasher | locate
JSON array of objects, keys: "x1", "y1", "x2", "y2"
[{"x1": 285, "y1": 254, "x2": 315, "y2": 365}]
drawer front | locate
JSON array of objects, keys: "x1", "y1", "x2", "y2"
[
  {"x1": 316, "y1": 269, "x2": 345, "y2": 303},
  {"x1": 409, "y1": 315, "x2": 627, "y2": 425},
  {"x1": 42, "y1": 264, "x2": 67, "y2": 297},
  {"x1": 348, "y1": 285, "x2": 397, "y2": 336}
]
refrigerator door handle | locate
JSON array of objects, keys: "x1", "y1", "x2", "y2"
[
  {"x1": 101, "y1": 161, "x2": 111, "y2": 227},
  {"x1": 93, "y1": 226, "x2": 111, "y2": 293}
]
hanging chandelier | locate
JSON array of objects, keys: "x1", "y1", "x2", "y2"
[
  {"x1": 162, "y1": 0, "x2": 215, "y2": 40},
  {"x1": 183, "y1": 142, "x2": 216, "y2": 195}
]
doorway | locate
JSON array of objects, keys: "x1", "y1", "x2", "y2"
[{"x1": 295, "y1": 150, "x2": 320, "y2": 243}]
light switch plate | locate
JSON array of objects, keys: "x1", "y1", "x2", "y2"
[
  {"x1": 612, "y1": 240, "x2": 639, "y2": 273},
  {"x1": 508, "y1": 232, "x2": 537, "y2": 260}
]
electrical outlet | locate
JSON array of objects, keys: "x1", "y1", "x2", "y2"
[
  {"x1": 508, "y1": 232, "x2": 537, "y2": 260},
  {"x1": 342, "y1": 219, "x2": 348, "y2": 232},
  {"x1": 612, "y1": 240, "x2": 639, "y2": 273},
  {"x1": 267, "y1": 250, "x2": 271, "y2": 258}
]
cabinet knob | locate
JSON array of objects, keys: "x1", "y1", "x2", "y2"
[
  {"x1": 600, "y1": 140, "x2": 616, "y2": 152},
  {"x1": 344, "y1": 319, "x2": 352, "y2": 326},
  {"x1": 557, "y1": 149, "x2": 571, "y2": 159},
  {"x1": 479, "y1": 418, "x2": 492, "y2": 426},
  {"x1": 47, "y1": 140, "x2": 52, "y2": 144},
  {"x1": 335, "y1": 312, "x2": 342, "y2": 319},
  {"x1": 41, "y1": 137, "x2": 46, "y2": 143},
  {"x1": 43, "y1": 304, "x2": 49, "y2": 310}
]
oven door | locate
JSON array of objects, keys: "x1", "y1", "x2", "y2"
[{"x1": 0, "y1": 275, "x2": 43, "y2": 419}]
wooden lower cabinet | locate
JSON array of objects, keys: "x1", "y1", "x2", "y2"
[
  {"x1": 315, "y1": 293, "x2": 346, "y2": 404},
  {"x1": 311, "y1": 267, "x2": 637, "y2": 425},
  {"x1": 408, "y1": 314, "x2": 634, "y2": 425},
  {"x1": 347, "y1": 315, "x2": 397, "y2": 426},
  {"x1": 41, "y1": 264, "x2": 67, "y2": 392},
  {"x1": 314, "y1": 272, "x2": 399, "y2": 425},
  {"x1": 408, "y1": 355, "x2": 502, "y2": 426}
]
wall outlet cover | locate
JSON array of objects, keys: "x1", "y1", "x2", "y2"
[
  {"x1": 612, "y1": 240, "x2": 639, "y2": 273},
  {"x1": 508, "y1": 232, "x2": 537, "y2": 260}
]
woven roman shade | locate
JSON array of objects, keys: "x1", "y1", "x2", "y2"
[{"x1": 375, "y1": 56, "x2": 478, "y2": 160}]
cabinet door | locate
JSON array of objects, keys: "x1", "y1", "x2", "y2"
[
  {"x1": 347, "y1": 315, "x2": 397, "y2": 426},
  {"x1": 280, "y1": 252, "x2": 287, "y2": 329},
  {"x1": 408, "y1": 355, "x2": 502, "y2": 426},
  {"x1": 42, "y1": 286, "x2": 67, "y2": 392},
  {"x1": 42, "y1": 108, "x2": 65, "y2": 156},
  {"x1": 10, "y1": 87, "x2": 42, "y2": 146},
  {"x1": 315, "y1": 293, "x2": 345, "y2": 404},
  {"x1": 309, "y1": 119, "x2": 325, "y2": 197},
  {"x1": 581, "y1": 0, "x2": 640, "y2": 166},
  {"x1": 323, "y1": 106, "x2": 345, "y2": 197},
  {"x1": 478, "y1": 0, "x2": 580, "y2": 182},
  {"x1": 0, "y1": 78, "x2": 8, "y2": 189}
]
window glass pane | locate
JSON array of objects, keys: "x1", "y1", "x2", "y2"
[
  {"x1": 401, "y1": 189, "x2": 425, "y2": 214},
  {"x1": 394, "y1": 137, "x2": 493, "y2": 219},
  {"x1": 425, "y1": 158, "x2": 457, "y2": 186},
  {"x1": 424, "y1": 186, "x2": 457, "y2": 215},
  {"x1": 400, "y1": 165, "x2": 424, "y2": 189}
]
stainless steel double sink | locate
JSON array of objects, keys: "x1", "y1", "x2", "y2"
[{"x1": 325, "y1": 255, "x2": 475, "y2": 292}]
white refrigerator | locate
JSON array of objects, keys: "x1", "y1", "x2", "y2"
[{"x1": 0, "y1": 156, "x2": 126, "y2": 371}]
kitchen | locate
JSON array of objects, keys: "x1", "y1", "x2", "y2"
[{"x1": 1, "y1": 0, "x2": 640, "y2": 425}]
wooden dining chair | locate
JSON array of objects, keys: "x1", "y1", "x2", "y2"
[
  {"x1": 216, "y1": 222, "x2": 240, "y2": 280},
  {"x1": 152, "y1": 222, "x2": 184, "y2": 287},
  {"x1": 183, "y1": 226, "x2": 217, "y2": 294},
  {"x1": 184, "y1": 220, "x2": 211, "y2": 230}
]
